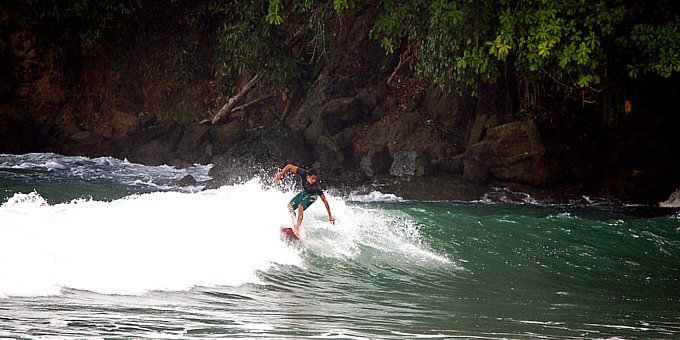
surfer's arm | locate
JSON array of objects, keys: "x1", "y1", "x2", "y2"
[
  {"x1": 275, "y1": 164, "x2": 299, "y2": 182},
  {"x1": 320, "y1": 193, "x2": 335, "y2": 225}
]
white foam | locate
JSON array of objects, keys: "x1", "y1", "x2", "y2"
[
  {"x1": 0, "y1": 153, "x2": 212, "y2": 191},
  {"x1": 0, "y1": 180, "x2": 300, "y2": 297},
  {"x1": 303, "y1": 199, "x2": 454, "y2": 267},
  {"x1": 660, "y1": 188, "x2": 680, "y2": 208},
  {"x1": 0, "y1": 179, "x2": 453, "y2": 298},
  {"x1": 346, "y1": 190, "x2": 404, "y2": 203}
]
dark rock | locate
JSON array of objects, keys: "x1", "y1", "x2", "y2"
[
  {"x1": 123, "y1": 123, "x2": 183, "y2": 165},
  {"x1": 463, "y1": 159, "x2": 490, "y2": 184},
  {"x1": 390, "y1": 150, "x2": 429, "y2": 177},
  {"x1": 368, "y1": 175, "x2": 491, "y2": 201},
  {"x1": 54, "y1": 107, "x2": 83, "y2": 137},
  {"x1": 69, "y1": 131, "x2": 104, "y2": 145},
  {"x1": 206, "y1": 155, "x2": 260, "y2": 188},
  {"x1": 260, "y1": 129, "x2": 314, "y2": 166},
  {"x1": 313, "y1": 135, "x2": 344, "y2": 176},
  {"x1": 465, "y1": 120, "x2": 548, "y2": 185},
  {"x1": 210, "y1": 120, "x2": 248, "y2": 153},
  {"x1": 205, "y1": 127, "x2": 314, "y2": 188},
  {"x1": 357, "y1": 83, "x2": 388, "y2": 119},
  {"x1": 175, "y1": 175, "x2": 198, "y2": 187},
  {"x1": 177, "y1": 123, "x2": 210, "y2": 163},
  {"x1": 324, "y1": 97, "x2": 367, "y2": 135},
  {"x1": 110, "y1": 110, "x2": 140, "y2": 137},
  {"x1": 62, "y1": 131, "x2": 122, "y2": 158},
  {"x1": 303, "y1": 117, "x2": 325, "y2": 142},
  {"x1": 155, "y1": 174, "x2": 198, "y2": 188},
  {"x1": 467, "y1": 114, "x2": 488, "y2": 145},
  {"x1": 286, "y1": 7, "x2": 390, "y2": 141},
  {"x1": 360, "y1": 144, "x2": 391, "y2": 177}
]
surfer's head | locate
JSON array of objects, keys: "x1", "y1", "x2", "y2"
[{"x1": 306, "y1": 169, "x2": 318, "y2": 184}]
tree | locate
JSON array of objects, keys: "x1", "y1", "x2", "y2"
[
  {"x1": 368, "y1": 0, "x2": 680, "y2": 104},
  {"x1": 21, "y1": 0, "x2": 142, "y2": 60}
]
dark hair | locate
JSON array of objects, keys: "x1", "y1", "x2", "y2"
[{"x1": 307, "y1": 169, "x2": 318, "y2": 177}]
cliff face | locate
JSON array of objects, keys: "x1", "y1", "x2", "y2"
[{"x1": 1, "y1": 4, "x2": 679, "y2": 204}]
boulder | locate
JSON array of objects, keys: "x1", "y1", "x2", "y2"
[
  {"x1": 313, "y1": 135, "x2": 344, "y2": 176},
  {"x1": 157, "y1": 174, "x2": 198, "y2": 187},
  {"x1": 360, "y1": 144, "x2": 391, "y2": 177},
  {"x1": 356, "y1": 83, "x2": 388, "y2": 120},
  {"x1": 390, "y1": 150, "x2": 429, "y2": 177},
  {"x1": 260, "y1": 129, "x2": 314, "y2": 166},
  {"x1": 177, "y1": 123, "x2": 210, "y2": 163},
  {"x1": 322, "y1": 97, "x2": 365, "y2": 135},
  {"x1": 465, "y1": 120, "x2": 548, "y2": 185},
  {"x1": 368, "y1": 175, "x2": 491, "y2": 201},
  {"x1": 205, "y1": 128, "x2": 314, "y2": 188},
  {"x1": 210, "y1": 119, "x2": 248, "y2": 153},
  {"x1": 110, "y1": 110, "x2": 140, "y2": 137},
  {"x1": 463, "y1": 159, "x2": 490, "y2": 184},
  {"x1": 123, "y1": 123, "x2": 183, "y2": 165}
]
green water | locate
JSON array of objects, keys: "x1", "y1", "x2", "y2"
[
  {"x1": 1, "y1": 153, "x2": 679, "y2": 339},
  {"x1": 399, "y1": 203, "x2": 680, "y2": 337}
]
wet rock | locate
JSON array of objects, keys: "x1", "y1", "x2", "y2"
[
  {"x1": 463, "y1": 159, "x2": 489, "y2": 184},
  {"x1": 177, "y1": 123, "x2": 210, "y2": 163},
  {"x1": 210, "y1": 120, "x2": 248, "y2": 153},
  {"x1": 176, "y1": 174, "x2": 198, "y2": 187},
  {"x1": 369, "y1": 175, "x2": 491, "y2": 201},
  {"x1": 322, "y1": 97, "x2": 366, "y2": 135},
  {"x1": 69, "y1": 131, "x2": 104, "y2": 145},
  {"x1": 110, "y1": 110, "x2": 140, "y2": 137},
  {"x1": 465, "y1": 120, "x2": 548, "y2": 185},
  {"x1": 390, "y1": 150, "x2": 429, "y2": 177},
  {"x1": 123, "y1": 123, "x2": 183, "y2": 165},
  {"x1": 360, "y1": 144, "x2": 391, "y2": 177},
  {"x1": 159, "y1": 174, "x2": 198, "y2": 187},
  {"x1": 205, "y1": 127, "x2": 314, "y2": 188},
  {"x1": 314, "y1": 135, "x2": 343, "y2": 169}
]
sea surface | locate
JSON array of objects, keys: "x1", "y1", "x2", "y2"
[{"x1": 1, "y1": 153, "x2": 679, "y2": 339}]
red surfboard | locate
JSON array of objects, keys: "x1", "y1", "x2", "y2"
[{"x1": 280, "y1": 225, "x2": 301, "y2": 240}]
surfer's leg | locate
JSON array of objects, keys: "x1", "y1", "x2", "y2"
[
  {"x1": 295, "y1": 205, "x2": 304, "y2": 233},
  {"x1": 287, "y1": 203, "x2": 296, "y2": 225}
]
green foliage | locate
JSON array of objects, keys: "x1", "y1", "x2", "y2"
[
  {"x1": 207, "y1": 0, "x2": 298, "y2": 92},
  {"x1": 503, "y1": 0, "x2": 626, "y2": 89},
  {"x1": 627, "y1": 16, "x2": 680, "y2": 78},
  {"x1": 333, "y1": 0, "x2": 350, "y2": 12},
  {"x1": 368, "y1": 0, "x2": 680, "y2": 98},
  {"x1": 266, "y1": 0, "x2": 284, "y2": 25},
  {"x1": 419, "y1": 0, "x2": 499, "y2": 93},
  {"x1": 257, "y1": 0, "x2": 358, "y2": 87},
  {"x1": 22, "y1": 0, "x2": 142, "y2": 59},
  {"x1": 265, "y1": 0, "x2": 351, "y2": 26},
  {"x1": 368, "y1": 1, "x2": 423, "y2": 54},
  {"x1": 19, "y1": 0, "x2": 680, "y2": 112}
]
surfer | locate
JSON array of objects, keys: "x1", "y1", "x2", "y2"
[{"x1": 274, "y1": 164, "x2": 335, "y2": 234}]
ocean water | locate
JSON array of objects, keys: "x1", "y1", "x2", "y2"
[{"x1": 1, "y1": 153, "x2": 679, "y2": 339}]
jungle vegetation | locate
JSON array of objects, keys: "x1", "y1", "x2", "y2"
[{"x1": 18, "y1": 0, "x2": 680, "y2": 116}]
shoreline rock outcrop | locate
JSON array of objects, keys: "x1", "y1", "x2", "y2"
[{"x1": 1, "y1": 3, "x2": 679, "y2": 205}]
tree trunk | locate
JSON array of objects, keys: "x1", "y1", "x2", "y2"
[{"x1": 211, "y1": 74, "x2": 260, "y2": 125}]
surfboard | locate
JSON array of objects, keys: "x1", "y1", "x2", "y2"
[{"x1": 280, "y1": 225, "x2": 301, "y2": 240}]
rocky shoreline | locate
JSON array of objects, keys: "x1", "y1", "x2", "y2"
[{"x1": 1, "y1": 3, "x2": 679, "y2": 206}]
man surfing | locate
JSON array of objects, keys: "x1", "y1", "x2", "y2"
[{"x1": 274, "y1": 164, "x2": 335, "y2": 235}]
